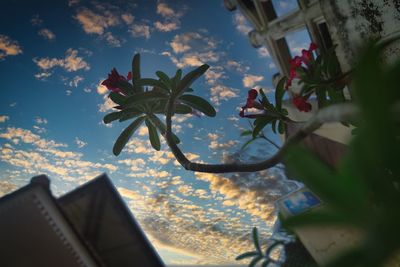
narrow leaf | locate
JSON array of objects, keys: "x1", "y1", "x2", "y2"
[
  {"x1": 249, "y1": 256, "x2": 263, "y2": 267},
  {"x1": 175, "y1": 64, "x2": 209, "y2": 96},
  {"x1": 145, "y1": 118, "x2": 161, "y2": 151},
  {"x1": 235, "y1": 251, "x2": 259, "y2": 261},
  {"x1": 103, "y1": 112, "x2": 122, "y2": 124},
  {"x1": 240, "y1": 130, "x2": 253, "y2": 137},
  {"x1": 132, "y1": 53, "x2": 144, "y2": 92},
  {"x1": 109, "y1": 92, "x2": 126, "y2": 105},
  {"x1": 252, "y1": 227, "x2": 261, "y2": 253},
  {"x1": 113, "y1": 116, "x2": 145, "y2": 156},
  {"x1": 275, "y1": 76, "x2": 287, "y2": 111},
  {"x1": 156, "y1": 71, "x2": 172, "y2": 91},
  {"x1": 253, "y1": 117, "x2": 274, "y2": 138},
  {"x1": 124, "y1": 91, "x2": 168, "y2": 107},
  {"x1": 148, "y1": 114, "x2": 180, "y2": 144},
  {"x1": 179, "y1": 94, "x2": 216, "y2": 117}
]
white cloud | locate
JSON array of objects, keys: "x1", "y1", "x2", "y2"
[
  {"x1": 154, "y1": 21, "x2": 179, "y2": 32},
  {"x1": 35, "y1": 117, "x2": 48, "y2": 125},
  {"x1": 210, "y1": 85, "x2": 238, "y2": 105},
  {"x1": 33, "y1": 48, "x2": 90, "y2": 76},
  {"x1": 233, "y1": 13, "x2": 252, "y2": 35},
  {"x1": 121, "y1": 14, "x2": 134, "y2": 25},
  {"x1": 170, "y1": 32, "x2": 201, "y2": 54},
  {"x1": 75, "y1": 137, "x2": 87, "y2": 148},
  {"x1": 258, "y1": 47, "x2": 270, "y2": 58},
  {"x1": 98, "y1": 94, "x2": 116, "y2": 113},
  {"x1": 129, "y1": 24, "x2": 151, "y2": 39},
  {"x1": 97, "y1": 81, "x2": 108, "y2": 95},
  {"x1": 103, "y1": 32, "x2": 123, "y2": 47},
  {"x1": 157, "y1": 3, "x2": 175, "y2": 17},
  {"x1": 243, "y1": 74, "x2": 264, "y2": 88},
  {"x1": 0, "y1": 35, "x2": 23, "y2": 60},
  {"x1": 0, "y1": 115, "x2": 9, "y2": 123},
  {"x1": 38, "y1": 28, "x2": 56, "y2": 41},
  {"x1": 69, "y1": 75, "x2": 84, "y2": 87},
  {"x1": 74, "y1": 7, "x2": 120, "y2": 35}
]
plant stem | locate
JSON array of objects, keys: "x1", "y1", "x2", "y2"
[{"x1": 165, "y1": 97, "x2": 360, "y2": 173}]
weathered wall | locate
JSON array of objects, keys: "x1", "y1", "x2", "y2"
[{"x1": 321, "y1": 0, "x2": 400, "y2": 71}]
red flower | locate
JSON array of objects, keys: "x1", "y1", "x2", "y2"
[
  {"x1": 101, "y1": 68, "x2": 131, "y2": 93},
  {"x1": 309, "y1": 42, "x2": 318, "y2": 51},
  {"x1": 239, "y1": 89, "x2": 262, "y2": 118},
  {"x1": 301, "y1": 49, "x2": 313, "y2": 64},
  {"x1": 292, "y1": 96, "x2": 312, "y2": 112},
  {"x1": 289, "y1": 56, "x2": 302, "y2": 69}
]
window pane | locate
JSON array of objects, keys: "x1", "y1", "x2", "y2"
[
  {"x1": 271, "y1": 0, "x2": 299, "y2": 17},
  {"x1": 285, "y1": 27, "x2": 313, "y2": 57}
]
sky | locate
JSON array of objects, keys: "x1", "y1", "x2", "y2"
[{"x1": 0, "y1": 0, "x2": 310, "y2": 265}]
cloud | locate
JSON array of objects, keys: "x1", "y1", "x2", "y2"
[
  {"x1": 69, "y1": 75, "x2": 84, "y2": 87},
  {"x1": 33, "y1": 48, "x2": 90, "y2": 77},
  {"x1": 34, "y1": 117, "x2": 48, "y2": 125},
  {"x1": 209, "y1": 85, "x2": 238, "y2": 105},
  {"x1": 103, "y1": 32, "x2": 123, "y2": 47},
  {"x1": 30, "y1": 14, "x2": 43, "y2": 26},
  {"x1": 0, "y1": 127, "x2": 118, "y2": 182},
  {"x1": 156, "y1": 3, "x2": 175, "y2": 17},
  {"x1": 0, "y1": 115, "x2": 10, "y2": 123},
  {"x1": 233, "y1": 13, "x2": 252, "y2": 35},
  {"x1": 121, "y1": 14, "x2": 134, "y2": 25},
  {"x1": 98, "y1": 94, "x2": 116, "y2": 113},
  {"x1": 74, "y1": 7, "x2": 119, "y2": 35},
  {"x1": 243, "y1": 74, "x2": 264, "y2": 88},
  {"x1": 97, "y1": 80, "x2": 108, "y2": 94},
  {"x1": 154, "y1": 2, "x2": 186, "y2": 32},
  {"x1": 129, "y1": 24, "x2": 151, "y2": 39},
  {"x1": 38, "y1": 28, "x2": 56, "y2": 41},
  {"x1": 75, "y1": 137, "x2": 87, "y2": 148},
  {"x1": 154, "y1": 21, "x2": 179, "y2": 32},
  {"x1": 204, "y1": 66, "x2": 225, "y2": 86},
  {"x1": 0, "y1": 35, "x2": 22, "y2": 60},
  {"x1": 170, "y1": 32, "x2": 201, "y2": 53},
  {"x1": 258, "y1": 46, "x2": 270, "y2": 58}
]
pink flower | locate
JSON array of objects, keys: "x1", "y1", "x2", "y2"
[
  {"x1": 292, "y1": 96, "x2": 312, "y2": 112},
  {"x1": 101, "y1": 68, "x2": 131, "y2": 94},
  {"x1": 301, "y1": 49, "x2": 313, "y2": 64}
]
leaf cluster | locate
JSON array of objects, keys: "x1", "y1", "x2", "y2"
[
  {"x1": 282, "y1": 41, "x2": 400, "y2": 267},
  {"x1": 103, "y1": 54, "x2": 216, "y2": 155}
]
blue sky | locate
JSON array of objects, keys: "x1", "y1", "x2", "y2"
[{"x1": 0, "y1": 0, "x2": 309, "y2": 265}]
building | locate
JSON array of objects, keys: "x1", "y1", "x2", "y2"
[
  {"x1": 0, "y1": 174, "x2": 165, "y2": 267},
  {"x1": 225, "y1": 0, "x2": 400, "y2": 265}
]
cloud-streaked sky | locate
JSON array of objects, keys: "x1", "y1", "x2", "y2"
[{"x1": 0, "y1": 0, "x2": 309, "y2": 265}]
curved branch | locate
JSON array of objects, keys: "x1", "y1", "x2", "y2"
[{"x1": 165, "y1": 97, "x2": 360, "y2": 173}]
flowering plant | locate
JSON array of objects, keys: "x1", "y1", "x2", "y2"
[
  {"x1": 286, "y1": 43, "x2": 349, "y2": 112},
  {"x1": 102, "y1": 54, "x2": 215, "y2": 154}
]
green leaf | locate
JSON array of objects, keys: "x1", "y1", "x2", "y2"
[
  {"x1": 261, "y1": 259, "x2": 271, "y2": 267},
  {"x1": 109, "y1": 92, "x2": 126, "y2": 105},
  {"x1": 241, "y1": 130, "x2": 253, "y2": 137},
  {"x1": 132, "y1": 53, "x2": 144, "y2": 92},
  {"x1": 148, "y1": 114, "x2": 180, "y2": 144},
  {"x1": 103, "y1": 112, "x2": 122, "y2": 124},
  {"x1": 265, "y1": 241, "x2": 285, "y2": 258},
  {"x1": 284, "y1": 146, "x2": 362, "y2": 213},
  {"x1": 174, "y1": 104, "x2": 192, "y2": 114},
  {"x1": 241, "y1": 138, "x2": 257, "y2": 150},
  {"x1": 283, "y1": 210, "x2": 350, "y2": 229},
  {"x1": 172, "y1": 69, "x2": 182, "y2": 88},
  {"x1": 235, "y1": 251, "x2": 259, "y2": 261},
  {"x1": 271, "y1": 120, "x2": 277, "y2": 134},
  {"x1": 145, "y1": 118, "x2": 161, "y2": 151},
  {"x1": 275, "y1": 76, "x2": 287, "y2": 111},
  {"x1": 249, "y1": 256, "x2": 263, "y2": 267},
  {"x1": 278, "y1": 120, "x2": 285, "y2": 134},
  {"x1": 119, "y1": 110, "x2": 143, "y2": 122},
  {"x1": 252, "y1": 227, "x2": 261, "y2": 253},
  {"x1": 156, "y1": 71, "x2": 173, "y2": 91},
  {"x1": 253, "y1": 117, "x2": 274, "y2": 138},
  {"x1": 179, "y1": 94, "x2": 216, "y2": 117},
  {"x1": 124, "y1": 91, "x2": 168, "y2": 107},
  {"x1": 175, "y1": 64, "x2": 209, "y2": 96},
  {"x1": 113, "y1": 116, "x2": 145, "y2": 156},
  {"x1": 135, "y1": 78, "x2": 168, "y2": 91}
]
